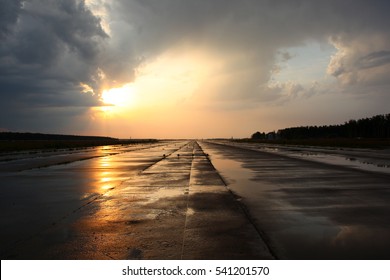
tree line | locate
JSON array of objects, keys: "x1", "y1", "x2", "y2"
[
  {"x1": 252, "y1": 113, "x2": 390, "y2": 140},
  {"x1": 0, "y1": 132, "x2": 117, "y2": 141}
]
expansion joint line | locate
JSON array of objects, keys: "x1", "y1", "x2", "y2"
[
  {"x1": 180, "y1": 140, "x2": 197, "y2": 260},
  {"x1": 140, "y1": 142, "x2": 188, "y2": 173}
]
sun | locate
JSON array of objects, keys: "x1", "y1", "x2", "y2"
[{"x1": 101, "y1": 84, "x2": 135, "y2": 107}]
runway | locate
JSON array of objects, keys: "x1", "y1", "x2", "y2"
[{"x1": 1, "y1": 140, "x2": 389, "y2": 259}]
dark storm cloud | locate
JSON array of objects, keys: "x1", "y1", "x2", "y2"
[
  {"x1": 358, "y1": 51, "x2": 390, "y2": 69},
  {"x1": 0, "y1": 0, "x2": 107, "y2": 131},
  {"x1": 113, "y1": 0, "x2": 390, "y2": 50},
  {"x1": 21, "y1": 0, "x2": 107, "y2": 60},
  {"x1": 0, "y1": 0, "x2": 22, "y2": 37}
]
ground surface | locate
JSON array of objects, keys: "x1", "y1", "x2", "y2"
[{"x1": 1, "y1": 140, "x2": 389, "y2": 259}]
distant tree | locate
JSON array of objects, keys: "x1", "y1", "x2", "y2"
[
  {"x1": 251, "y1": 131, "x2": 266, "y2": 140},
  {"x1": 253, "y1": 113, "x2": 390, "y2": 140}
]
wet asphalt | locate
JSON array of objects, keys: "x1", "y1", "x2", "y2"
[{"x1": 1, "y1": 140, "x2": 389, "y2": 259}]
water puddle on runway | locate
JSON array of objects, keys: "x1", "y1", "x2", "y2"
[
  {"x1": 228, "y1": 141, "x2": 390, "y2": 175},
  {"x1": 254, "y1": 150, "x2": 390, "y2": 175},
  {"x1": 205, "y1": 147, "x2": 390, "y2": 259},
  {"x1": 287, "y1": 152, "x2": 390, "y2": 174}
]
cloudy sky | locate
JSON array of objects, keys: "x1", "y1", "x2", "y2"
[{"x1": 1, "y1": 0, "x2": 390, "y2": 138}]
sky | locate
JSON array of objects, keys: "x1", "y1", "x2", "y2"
[{"x1": 1, "y1": 0, "x2": 390, "y2": 139}]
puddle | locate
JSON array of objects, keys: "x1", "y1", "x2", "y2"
[
  {"x1": 227, "y1": 141, "x2": 390, "y2": 175},
  {"x1": 290, "y1": 152, "x2": 390, "y2": 174}
]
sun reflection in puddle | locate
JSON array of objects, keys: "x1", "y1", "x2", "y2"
[
  {"x1": 78, "y1": 156, "x2": 117, "y2": 201},
  {"x1": 100, "y1": 172, "x2": 115, "y2": 192},
  {"x1": 96, "y1": 157, "x2": 116, "y2": 192},
  {"x1": 100, "y1": 157, "x2": 111, "y2": 168}
]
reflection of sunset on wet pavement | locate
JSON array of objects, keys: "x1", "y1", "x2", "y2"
[
  {"x1": 0, "y1": 141, "x2": 272, "y2": 259},
  {"x1": 1, "y1": 140, "x2": 389, "y2": 259}
]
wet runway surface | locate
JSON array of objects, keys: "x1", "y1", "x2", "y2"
[
  {"x1": 1, "y1": 140, "x2": 389, "y2": 259},
  {"x1": 0, "y1": 141, "x2": 272, "y2": 259},
  {"x1": 201, "y1": 141, "x2": 390, "y2": 259}
]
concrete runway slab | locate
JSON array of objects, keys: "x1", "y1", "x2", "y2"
[
  {"x1": 2, "y1": 139, "x2": 388, "y2": 259},
  {"x1": 200, "y1": 141, "x2": 390, "y2": 259},
  {"x1": 0, "y1": 141, "x2": 273, "y2": 259}
]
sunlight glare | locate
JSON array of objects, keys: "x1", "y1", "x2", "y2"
[{"x1": 101, "y1": 84, "x2": 135, "y2": 107}]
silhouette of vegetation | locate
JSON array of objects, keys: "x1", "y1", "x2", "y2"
[
  {"x1": 0, "y1": 132, "x2": 116, "y2": 141},
  {"x1": 277, "y1": 114, "x2": 390, "y2": 140},
  {"x1": 251, "y1": 131, "x2": 266, "y2": 139},
  {"x1": 0, "y1": 132, "x2": 157, "y2": 152},
  {"x1": 249, "y1": 114, "x2": 390, "y2": 148}
]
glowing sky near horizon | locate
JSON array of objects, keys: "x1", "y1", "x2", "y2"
[{"x1": 1, "y1": 0, "x2": 390, "y2": 138}]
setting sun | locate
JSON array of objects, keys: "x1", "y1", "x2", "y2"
[{"x1": 101, "y1": 84, "x2": 135, "y2": 107}]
